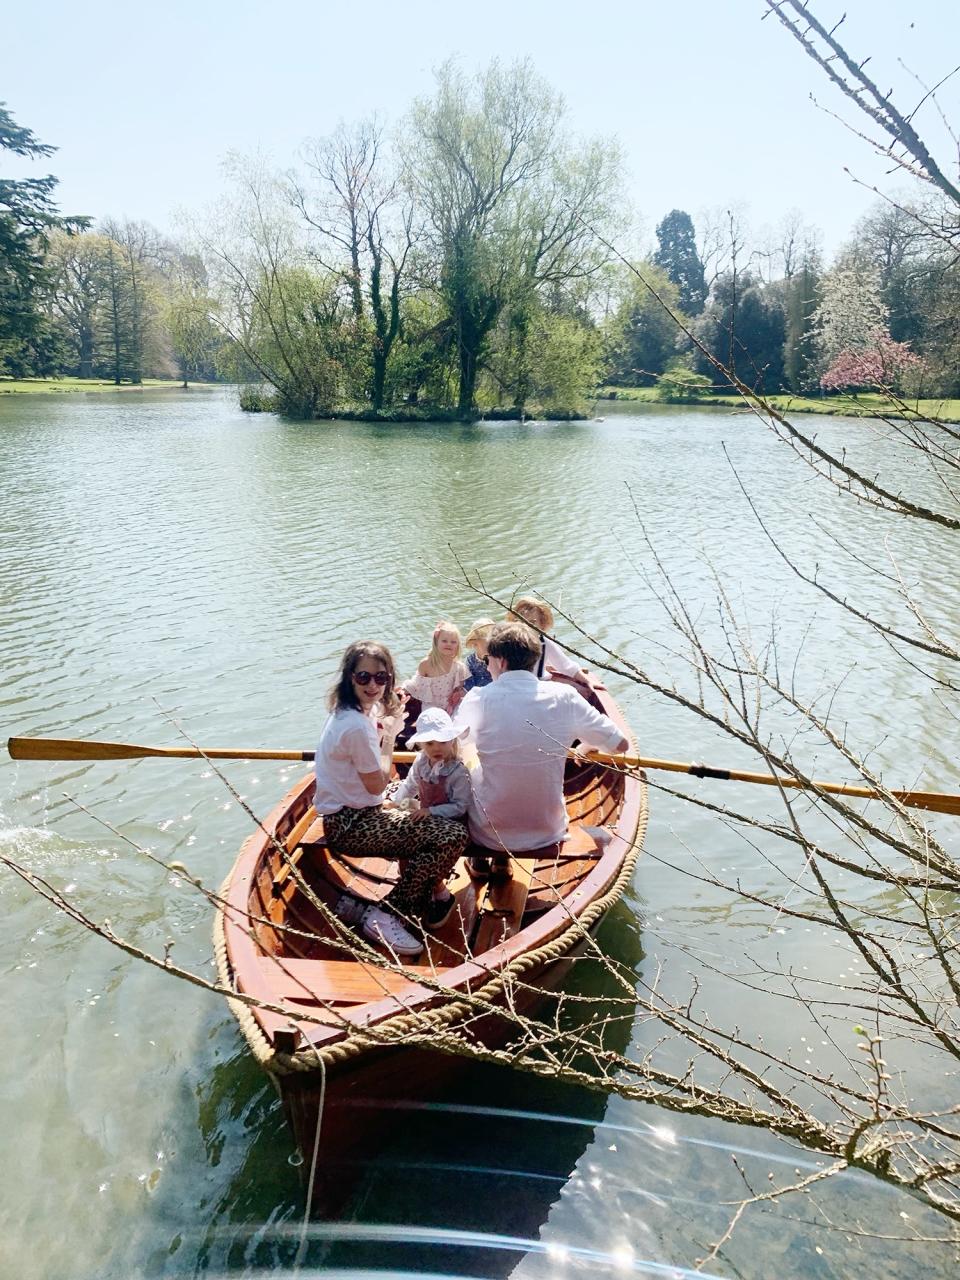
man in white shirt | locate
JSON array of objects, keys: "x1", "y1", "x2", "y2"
[{"x1": 454, "y1": 621, "x2": 629, "y2": 863}]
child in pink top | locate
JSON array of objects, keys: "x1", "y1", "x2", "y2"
[{"x1": 403, "y1": 621, "x2": 469, "y2": 713}]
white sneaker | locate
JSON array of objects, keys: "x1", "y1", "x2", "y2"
[
  {"x1": 334, "y1": 893, "x2": 368, "y2": 926},
  {"x1": 361, "y1": 905, "x2": 423, "y2": 957}
]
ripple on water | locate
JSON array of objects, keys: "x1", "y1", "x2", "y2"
[{"x1": 0, "y1": 390, "x2": 957, "y2": 1280}]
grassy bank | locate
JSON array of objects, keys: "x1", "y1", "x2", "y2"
[
  {"x1": 598, "y1": 386, "x2": 960, "y2": 423},
  {"x1": 239, "y1": 388, "x2": 587, "y2": 422},
  {"x1": 0, "y1": 377, "x2": 216, "y2": 395}
]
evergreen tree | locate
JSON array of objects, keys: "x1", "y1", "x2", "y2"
[
  {"x1": 695, "y1": 272, "x2": 786, "y2": 392},
  {"x1": 0, "y1": 103, "x2": 87, "y2": 375},
  {"x1": 653, "y1": 209, "x2": 707, "y2": 316}
]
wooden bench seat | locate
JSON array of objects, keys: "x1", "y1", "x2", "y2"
[
  {"x1": 254, "y1": 955, "x2": 441, "y2": 1006},
  {"x1": 297, "y1": 816, "x2": 326, "y2": 851},
  {"x1": 269, "y1": 820, "x2": 603, "y2": 969}
]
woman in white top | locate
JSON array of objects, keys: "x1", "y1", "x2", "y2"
[{"x1": 314, "y1": 641, "x2": 469, "y2": 957}]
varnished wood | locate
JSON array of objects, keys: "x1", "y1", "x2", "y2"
[
  {"x1": 473, "y1": 855, "x2": 537, "y2": 954},
  {"x1": 254, "y1": 955, "x2": 433, "y2": 1005},
  {"x1": 214, "y1": 680, "x2": 646, "y2": 1178},
  {"x1": 13, "y1": 734, "x2": 958, "y2": 815},
  {"x1": 7, "y1": 737, "x2": 313, "y2": 762}
]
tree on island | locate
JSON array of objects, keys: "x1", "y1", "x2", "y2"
[
  {"x1": 290, "y1": 119, "x2": 415, "y2": 412},
  {"x1": 0, "y1": 103, "x2": 88, "y2": 376},
  {"x1": 404, "y1": 59, "x2": 621, "y2": 418}
]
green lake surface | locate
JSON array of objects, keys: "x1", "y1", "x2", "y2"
[{"x1": 0, "y1": 387, "x2": 956, "y2": 1278}]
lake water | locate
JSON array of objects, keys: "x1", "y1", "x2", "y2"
[{"x1": 0, "y1": 387, "x2": 956, "y2": 1279}]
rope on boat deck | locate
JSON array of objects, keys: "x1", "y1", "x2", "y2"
[{"x1": 213, "y1": 778, "x2": 649, "y2": 1077}]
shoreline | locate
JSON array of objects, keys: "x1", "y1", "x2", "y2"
[
  {"x1": 598, "y1": 385, "x2": 960, "y2": 424},
  {"x1": 8, "y1": 376, "x2": 958, "y2": 426},
  {"x1": 0, "y1": 378, "x2": 221, "y2": 396}
]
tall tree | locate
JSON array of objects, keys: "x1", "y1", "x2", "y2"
[
  {"x1": 781, "y1": 249, "x2": 821, "y2": 392},
  {"x1": 201, "y1": 156, "x2": 357, "y2": 416},
  {"x1": 653, "y1": 209, "x2": 707, "y2": 315},
  {"x1": 0, "y1": 102, "x2": 87, "y2": 375},
  {"x1": 848, "y1": 201, "x2": 928, "y2": 346},
  {"x1": 45, "y1": 230, "x2": 112, "y2": 377},
  {"x1": 604, "y1": 261, "x2": 685, "y2": 386},
  {"x1": 162, "y1": 250, "x2": 222, "y2": 385},
  {"x1": 695, "y1": 272, "x2": 786, "y2": 391},
  {"x1": 291, "y1": 120, "x2": 414, "y2": 411},
  {"x1": 99, "y1": 219, "x2": 170, "y2": 383},
  {"x1": 405, "y1": 59, "x2": 620, "y2": 417}
]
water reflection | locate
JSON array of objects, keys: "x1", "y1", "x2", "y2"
[{"x1": 151, "y1": 901, "x2": 645, "y2": 1277}]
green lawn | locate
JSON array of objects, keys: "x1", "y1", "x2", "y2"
[
  {"x1": 598, "y1": 385, "x2": 960, "y2": 423},
  {"x1": 0, "y1": 377, "x2": 206, "y2": 395}
]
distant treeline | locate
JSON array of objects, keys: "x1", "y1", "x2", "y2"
[
  {"x1": 2, "y1": 69, "x2": 958, "y2": 412},
  {"x1": 0, "y1": 103, "x2": 228, "y2": 385}
]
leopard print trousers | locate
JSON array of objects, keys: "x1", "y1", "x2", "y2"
[{"x1": 323, "y1": 803, "x2": 469, "y2": 917}]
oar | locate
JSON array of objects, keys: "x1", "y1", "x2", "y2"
[
  {"x1": 579, "y1": 749, "x2": 960, "y2": 816},
  {"x1": 7, "y1": 737, "x2": 959, "y2": 816}
]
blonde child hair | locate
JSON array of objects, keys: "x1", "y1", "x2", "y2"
[
  {"x1": 508, "y1": 596, "x2": 554, "y2": 634},
  {"x1": 424, "y1": 620, "x2": 462, "y2": 673},
  {"x1": 464, "y1": 618, "x2": 495, "y2": 649}
]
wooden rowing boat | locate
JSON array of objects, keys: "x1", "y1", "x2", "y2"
[{"x1": 214, "y1": 678, "x2": 647, "y2": 1193}]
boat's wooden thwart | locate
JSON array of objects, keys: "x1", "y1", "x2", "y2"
[{"x1": 213, "y1": 679, "x2": 648, "y2": 1172}]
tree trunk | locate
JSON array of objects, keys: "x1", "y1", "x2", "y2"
[
  {"x1": 457, "y1": 344, "x2": 478, "y2": 418},
  {"x1": 78, "y1": 318, "x2": 93, "y2": 380},
  {"x1": 368, "y1": 238, "x2": 403, "y2": 413},
  {"x1": 371, "y1": 347, "x2": 386, "y2": 411}
]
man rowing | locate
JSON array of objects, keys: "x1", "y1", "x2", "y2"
[{"x1": 454, "y1": 621, "x2": 629, "y2": 874}]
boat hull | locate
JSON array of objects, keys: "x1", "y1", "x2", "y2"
[{"x1": 215, "y1": 678, "x2": 648, "y2": 1186}]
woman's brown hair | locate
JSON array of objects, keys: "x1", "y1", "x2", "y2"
[{"x1": 328, "y1": 641, "x2": 400, "y2": 714}]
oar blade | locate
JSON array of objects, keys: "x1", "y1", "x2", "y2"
[
  {"x1": 7, "y1": 737, "x2": 315, "y2": 763},
  {"x1": 7, "y1": 737, "x2": 157, "y2": 762}
]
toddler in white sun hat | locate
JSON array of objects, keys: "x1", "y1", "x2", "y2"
[{"x1": 385, "y1": 707, "x2": 473, "y2": 929}]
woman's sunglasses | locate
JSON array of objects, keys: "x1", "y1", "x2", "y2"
[{"x1": 353, "y1": 669, "x2": 390, "y2": 687}]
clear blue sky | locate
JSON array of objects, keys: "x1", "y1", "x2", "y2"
[{"x1": 5, "y1": 0, "x2": 959, "y2": 258}]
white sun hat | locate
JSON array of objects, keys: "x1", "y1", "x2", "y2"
[{"x1": 407, "y1": 707, "x2": 469, "y2": 746}]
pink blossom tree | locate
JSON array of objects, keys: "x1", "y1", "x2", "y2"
[{"x1": 820, "y1": 330, "x2": 923, "y2": 392}]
